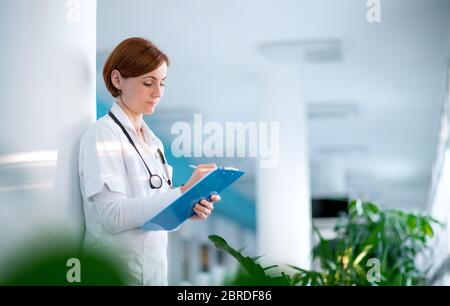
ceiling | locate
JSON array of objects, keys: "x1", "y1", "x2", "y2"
[{"x1": 97, "y1": 0, "x2": 450, "y2": 211}]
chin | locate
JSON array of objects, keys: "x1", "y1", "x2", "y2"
[{"x1": 143, "y1": 107, "x2": 156, "y2": 115}]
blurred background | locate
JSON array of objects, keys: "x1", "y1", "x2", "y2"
[{"x1": 1, "y1": 0, "x2": 450, "y2": 285}]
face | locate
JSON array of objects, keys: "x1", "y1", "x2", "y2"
[{"x1": 112, "y1": 62, "x2": 168, "y2": 115}]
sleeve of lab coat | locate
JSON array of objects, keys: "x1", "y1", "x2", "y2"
[
  {"x1": 79, "y1": 125, "x2": 128, "y2": 199},
  {"x1": 92, "y1": 184, "x2": 183, "y2": 234}
]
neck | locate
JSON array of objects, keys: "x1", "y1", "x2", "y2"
[{"x1": 117, "y1": 97, "x2": 143, "y2": 134}]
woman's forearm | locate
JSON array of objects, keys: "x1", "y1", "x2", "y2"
[{"x1": 91, "y1": 185, "x2": 182, "y2": 234}]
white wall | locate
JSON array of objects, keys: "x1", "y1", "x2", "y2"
[
  {"x1": 0, "y1": 0, "x2": 97, "y2": 274},
  {"x1": 427, "y1": 27, "x2": 450, "y2": 284}
]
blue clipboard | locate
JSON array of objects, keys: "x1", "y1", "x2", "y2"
[{"x1": 141, "y1": 167, "x2": 245, "y2": 231}]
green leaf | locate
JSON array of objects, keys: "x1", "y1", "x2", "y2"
[
  {"x1": 407, "y1": 215, "x2": 417, "y2": 231},
  {"x1": 421, "y1": 220, "x2": 434, "y2": 238},
  {"x1": 208, "y1": 235, "x2": 291, "y2": 285},
  {"x1": 353, "y1": 244, "x2": 373, "y2": 267}
]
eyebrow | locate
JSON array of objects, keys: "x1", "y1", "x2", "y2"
[{"x1": 142, "y1": 76, "x2": 167, "y2": 80}]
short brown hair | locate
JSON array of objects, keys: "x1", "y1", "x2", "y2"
[{"x1": 103, "y1": 37, "x2": 170, "y2": 97}]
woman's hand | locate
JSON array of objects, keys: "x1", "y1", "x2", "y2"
[
  {"x1": 180, "y1": 163, "x2": 217, "y2": 193},
  {"x1": 190, "y1": 194, "x2": 221, "y2": 220},
  {"x1": 180, "y1": 163, "x2": 220, "y2": 220}
]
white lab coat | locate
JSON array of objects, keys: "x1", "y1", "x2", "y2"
[{"x1": 78, "y1": 102, "x2": 182, "y2": 285}]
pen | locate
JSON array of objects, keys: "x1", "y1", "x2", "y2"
[{"x1": 189, "y1": 164, "x2": 239, "y2": 171}]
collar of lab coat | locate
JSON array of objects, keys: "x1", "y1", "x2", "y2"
[{"x1": 110, "y1": 102, "x2": 159, "y2": 146}]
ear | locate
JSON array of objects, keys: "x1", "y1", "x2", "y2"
[{"x1": 111, "y1": 69, "x2": 122, "y2": 90}]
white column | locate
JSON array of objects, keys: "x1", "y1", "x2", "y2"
[
  {"x1": 256, "y1": 63, "x2": 312, "y2": 269},
  {"x1": 0, "y1": 0, "x2": 96, "y2": 259}
]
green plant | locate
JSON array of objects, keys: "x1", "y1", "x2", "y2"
[
  {"x1": 312, "y1": 200, "x2": 440, "y2": 285},
  {"x1": 209, "y1": 200, "x2": 441, "y2": 286},
  {"x1": 208, "y1": 235, "x2": 326, "y2": 285},
  {"x1": 208, "y1": 235, "x2": 292, "y2": 285},
  {"x1": 0, "y1": 231, "x2": 129, "y2": 285}
]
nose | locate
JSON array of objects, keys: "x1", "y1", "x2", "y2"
[{"x1": 151, "y1": 85, "x2": 163, "y2": 98}]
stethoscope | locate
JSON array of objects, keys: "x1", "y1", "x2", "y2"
[{"x1": 108, "y1": 111, "x2": 172, "y2": 189}]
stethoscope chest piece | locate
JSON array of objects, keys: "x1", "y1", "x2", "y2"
[{"x1": 149, "y1": 174, "x2": 163, "y2": 189}]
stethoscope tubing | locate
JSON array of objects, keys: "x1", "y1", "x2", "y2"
[{"x1": 108, "y1": 111, "x2": 171, "y2": 189}]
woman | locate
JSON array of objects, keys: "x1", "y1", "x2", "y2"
[{"x1": 78, "y1": 37, "x2": 220, "y2": 285}]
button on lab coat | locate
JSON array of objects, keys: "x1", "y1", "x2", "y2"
[{"x1": 79, "y1": 103, "x2": 182, "y2": 285}]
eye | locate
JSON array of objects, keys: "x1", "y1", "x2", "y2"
[
  {"x1": 160, "y1": 83, "x2": 166, "y2": 87},
  {"x1": 143, "y1": 83, "x2": 153, "y2": 87}
]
